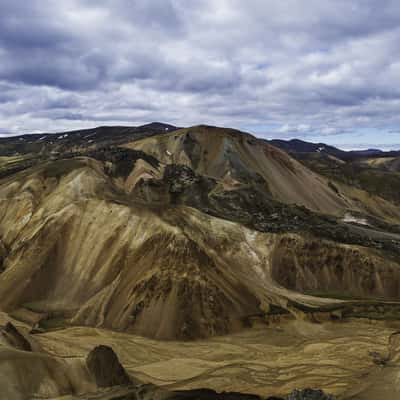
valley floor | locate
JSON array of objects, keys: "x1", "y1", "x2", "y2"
[{"x1": 30, "y1": 319, "x2": 400, "y2": 399}]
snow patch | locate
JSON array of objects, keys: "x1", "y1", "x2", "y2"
[
  {"x1": 84, "y1": 132, "x2": 97, "y2": 138},
  {"x1": 342, "y1": 213, "x2": 369, "y2": 226},
  {"x1": 245, "y1": 230, "x2": 258, "y2": 243}
]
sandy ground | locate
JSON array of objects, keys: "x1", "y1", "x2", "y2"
[{"x1": 33, "y1": 319, "x2": 400, "y2": 399}]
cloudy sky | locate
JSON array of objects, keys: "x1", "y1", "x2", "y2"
[{"x1": 1, "y1": 0, "x2": 400, "y2": 149}]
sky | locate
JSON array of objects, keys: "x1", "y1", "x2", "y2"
[{"x1": 0, "y1": 0, "x2": 400, "y2": 149}]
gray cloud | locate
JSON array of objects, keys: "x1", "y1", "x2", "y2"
[{"x1": 0, "y1": 0, "x2": 399, "y2": 148}]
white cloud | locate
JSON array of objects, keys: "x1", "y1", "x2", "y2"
[{"x1": 0, "y1": 0, "x2": 399, "y2": 147}]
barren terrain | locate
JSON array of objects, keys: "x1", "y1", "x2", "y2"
[{"x1": 0, "y1": 124, "x2": 399, "y2": 399}]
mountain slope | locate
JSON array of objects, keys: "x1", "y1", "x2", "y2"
[
  {"x1": 1, "y1": 124, "x2": 400, "y2": 400},
  {"x1": 268, "y1": 138, "x2": 347, "y2": 158},
  {"x1": 123, "y1": 125, "x2": 350, "y2": 215},
  {"x1": 270, "y1": 138, "x2": 400, "y2": 205},
  {"x1": 0, "y1": 157, "x2": 332, "y2": 338},
  {"x1": 0, "y1": 125, "x2": 399, "y2": 341}
]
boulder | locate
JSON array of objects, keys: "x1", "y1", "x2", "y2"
[{"x1": 86, "y1": 345, "x2": 132, "y2": 388}]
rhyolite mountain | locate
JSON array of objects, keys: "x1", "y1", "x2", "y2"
[
  {"x1": 0, "y1": 124, "x2": 400, "y2": 339},
  {"x1": 0, "y1": 124, "x2": 400, "y2": 400}
]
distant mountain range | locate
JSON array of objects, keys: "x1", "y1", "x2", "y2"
[
  {"x1": 268, "y1": 138, "x2": 400, "y2": 160},
  {"x1": 1, "y1": 123, "x2": 397, "y2": 156}
]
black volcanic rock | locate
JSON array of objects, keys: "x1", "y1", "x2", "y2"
[
  {"x1": 169, "y1": 388, "x2": 262, "y2": 400},
  {"x1": 286, "y1": 388, "x2": 335, "y2": 400},
  {"x1": 110, "y1": 388, "x2": 334, "y2": 400},
  {"x1": 1, "y1": 322, "x2": 32, "y2": 351},
  {"x1": 86, "y1": 345, "x2": 132, "y2": 387},
  {"x1": 85, "y1": 147, "x2": 159, "y2": 178}
]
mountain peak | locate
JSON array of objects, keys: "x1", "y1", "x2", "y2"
[{"x1": 138, "y1": 122, "x2": 179, "y2": 131}]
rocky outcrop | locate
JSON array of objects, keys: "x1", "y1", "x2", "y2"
[
  {"x1": 168, "y1": 389, "x2": 262, "y2": 400},
  {"x1": 86, "y1": 345, "x2": 132, "y2": 388},
  {"x1": 1, "y1": 322, "x2": 33, "y2": 351},
  {"x1": 286, "y1": 389, "x2": 335, "y2": 400},
  {"x1": 99, "y1": 387, "x2": 335, "y2": 400}
]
